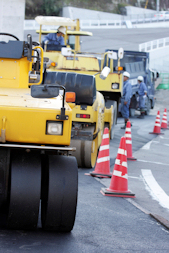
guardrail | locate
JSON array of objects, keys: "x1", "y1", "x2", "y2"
[
  {"x1": 139, "y1": 37, "x2": 169, "y2": 52},
  {"x1": 24, "y1": 16, "x2": 169, "y2": 30},
  {"x1": 24, "y1": 20, "x2": 126, "y2": 30}
]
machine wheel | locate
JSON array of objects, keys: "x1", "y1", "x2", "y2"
[
  {"x1": 130, "y1": 108, "x2": 135, "y2": 117},
  {"x1": 41, "y1": 155, "x2": 78, "y2": 232},
  {"x1": 70, "y1": 126, "x2": 98, "y2": 168},
  {"x1": 145, "y1": 98, "x2": 151, "y2": 115},
  {"x1": 7, "y1": 150, "x2": 41, "y2": 230},
  {"x1": 0, "y1": 148, "x2": 10, "y2": 227},
  {"x1": 110, "y1": 101, "x2": 117, "y2": 140}
]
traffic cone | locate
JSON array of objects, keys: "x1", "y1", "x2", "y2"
[
  {"x1": 161, "y1": 109, "x2": 169, "y2": 129},
  {"x1": 90, "y1": 127, "x2": 112, "y2": 178},
  {"x1": 101, "y1": 136, "x2": 135, "y2": 198},
  {"x1": 149, "y1": 111, "x2": 164, "y2": 135},
  {"x1": 125, "y1": 121, "x2": 136, "y2": 161}
]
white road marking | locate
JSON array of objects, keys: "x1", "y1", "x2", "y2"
[
  {"x1": 128, "y1": 176, "x2": 143, "y2": 180},
  {"x1": 142, "y1": 141, "x2": 152, "y2": 150},
  {"x1": 142, "y1": 169, "x2": 169, "y2": 210},
  {"x1": 160, "y1": 136, "x2": 169, "y2": 140},
  {"x1": 142, "y1": 141, "x2": 159, "y2": 150},
  {"x1": 138, "y1": 159, "x2": 169, "y2": 166}
]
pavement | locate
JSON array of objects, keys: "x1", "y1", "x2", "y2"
[{"x1": 96, "y1": 89, "x2": 169, "y2": 228}]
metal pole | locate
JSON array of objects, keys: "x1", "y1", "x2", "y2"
[{"x1": 156, "y1": 0, "x2": 160, "y2": 12}]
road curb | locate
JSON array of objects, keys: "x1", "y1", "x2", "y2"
[{"x1": 150, "y1": 213, "x2": 169, "y2": 230}]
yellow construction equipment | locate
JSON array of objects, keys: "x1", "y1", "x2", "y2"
[
  {"x1": 0, "y1": 32, "x2": 78, "y2": 232},
  {"x1": 36, "y1": 16, "x2": 124, "y2": 168}
]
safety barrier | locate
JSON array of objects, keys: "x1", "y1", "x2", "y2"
[
  {"x1": 139, "y1": 37, "x2": 169, "y2": 52},
  {"x1": 24, "y1": 17, "x2": 169, "y2": 30}
]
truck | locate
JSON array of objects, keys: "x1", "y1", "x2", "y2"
[
  {"x1": 0, "y1": 33, "x2": 78, "y2": 232},
  {"x1": 106, "y1": 49, "x2": 156, "y2": 117}
]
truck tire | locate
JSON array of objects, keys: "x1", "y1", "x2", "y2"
[
  {"x1": 130, "y1": 108, "x2": 135, "y2": 117},
  {"x1": 145, "y1": 98, "x2": 151, "y2": 115}
]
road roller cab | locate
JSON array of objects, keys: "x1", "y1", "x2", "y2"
[{"x1": 0, "y1": 33, "x2": 78, "y2": 232}]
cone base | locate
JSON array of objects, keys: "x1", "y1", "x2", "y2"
[
  {"x1": 101, "y1": 188, "x2": 135, "y2": 198},
  {"x1": 127, "y1": 157, "x2": 137, "y2": 161},
  {"x1": 90, "y1": 172, "x2": 112, "y2": 178},
  {"x1": 149, "y1": 132, "x2": 164, "y2": 135},
  {"x1": 161, "y1": 127, "x2": 169, "y2": 130}
]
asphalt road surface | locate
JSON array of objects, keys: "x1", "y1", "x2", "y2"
[
  {"x1": 24, "y1": 27, "x2": 169, "y2": 51},
  {"x1": 1, "y1": 29, "x2": 167, "y2": 252}
]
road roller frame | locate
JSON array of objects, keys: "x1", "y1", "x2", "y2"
[
  {"x1": 35, "y1": 16, "x2": 125, "y2": 168},
  {"x1": 0, "y1": 33, "x2": 78, "y2": 232}
]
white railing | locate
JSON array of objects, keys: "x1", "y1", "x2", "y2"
[
  {"x1": 80, "y1": 20, "x2": 125, "y2": 29},
  {"x1": 24, "y1": 19, "x2": 126, "y2": 30},
  {"x1": 139, "y1": 37, "x2": 169, "y2": 52},
  {"x1": 24, "y1": 16, "x2": 169, "y2": 30}
]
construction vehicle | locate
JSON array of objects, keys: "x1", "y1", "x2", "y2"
[
  {"x1": 35, "y1": 16, "x2": 121, "y2": 168},
  {"x1": 0, "y1": 32, "x2": 78, "y2": 232},
  {"x1": 109, "y1": 50, "x2": 155, "y2": 117}
]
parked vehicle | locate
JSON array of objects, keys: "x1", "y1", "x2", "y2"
[{"x1": 109, "y1": 50, "x2": 156, "y2": 117}]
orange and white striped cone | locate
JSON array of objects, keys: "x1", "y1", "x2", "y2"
[
  {"x1": 125, "y1": 121, "x2": 136, "y2": 161},
  {"x1": 161, "y1": 108, "x2": 169, "y2": 129},
  {"x1": 101, "y1": 136, "x2": 135, "y2": 198},
  {"x1": 149, "y1": 110, "x2": 164, "y2": 135},
  {"x1": 90, "y1": 127, "x2": 112, "y2": 178}
]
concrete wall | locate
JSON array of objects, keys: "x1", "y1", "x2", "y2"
[
  {"x1": 0, "y1": 0, "x2": 25, "y2": 41},
  {"x1": 125, "y1": 6, "x2": 155, "y2": 17},
  {"x1": 62, "y1": 6, "x2": 122, "y2": 20},
  {"x1": 149, "y1": 47, "x2": 169, "y2": 72}
]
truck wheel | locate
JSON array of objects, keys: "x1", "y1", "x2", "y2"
[
  {"x1": 7, "y1": 150, "x2": 41, "y2": 230},
  {"x1": 145, "y1": 98, "x2": 151, "y2": 115},
  {"x1": 41, "y1": 155, "x2": 78, "y2": 232},
  {"x1": 130, "y1": 108, "x2": 135, "y2": 117},
  {"x1": 110, "y1": 101, "x2": 117, "y2": 140}
]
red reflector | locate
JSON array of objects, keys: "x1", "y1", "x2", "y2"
[{"x1": 76, "y1": 114, "x2": 90, "y2": 119}]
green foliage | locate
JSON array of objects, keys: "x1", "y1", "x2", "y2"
[
  {"x1": 41, "y1": 0, "x2": 62, "y2": 16},
  {"x1": 114, "y1": 3, "x2": 128, "y2": 15}
]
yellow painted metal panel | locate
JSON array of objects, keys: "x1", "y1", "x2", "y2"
[
  {"x1": 0, "y1": 107, "x2": 72, "y2": 145},
  {"x1": 0, "y1": 58, "x2": 31, "y2": 89},
  {"x1": 0, "y1": 88, "x2": 72, "y2": 145},
  {"x1": 0, "y1": 60, "x2": 17, "y2": 80},
  {"x1": 95, "y1": 72, "x2": 123, "y2": 93}
]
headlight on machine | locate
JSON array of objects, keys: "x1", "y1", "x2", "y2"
[
  {"x1": 111, "y1": 83, "x2": 119, "y2": 89},
  {"x1": 46, "y1": 121, "x2": 63, "y2": 135}
]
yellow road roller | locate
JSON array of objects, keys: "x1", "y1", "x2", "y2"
[
  {"x1": 35, "y1": 16, "x2": 115, "y2": 168},
  {"x1": 0, "y1": 33, "x2": 78, "y2": 232}
]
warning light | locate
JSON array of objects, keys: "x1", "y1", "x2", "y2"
[{"x1": 76, "y1": 114, "x2": 90, "y2": 119}]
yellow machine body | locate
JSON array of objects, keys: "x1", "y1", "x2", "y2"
[
  {"x1": 0, "y1": 88, "x2": 72, "y2": 145},
  {"x1": 71, "y1": 91, "x2": 105, "y2": 147},
  {"x1": 0, "y1": 44, "x2": 72, "y2": 147},
  {"x1": 35, "y1": 16, "x2": 124, "y2": 167}
]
